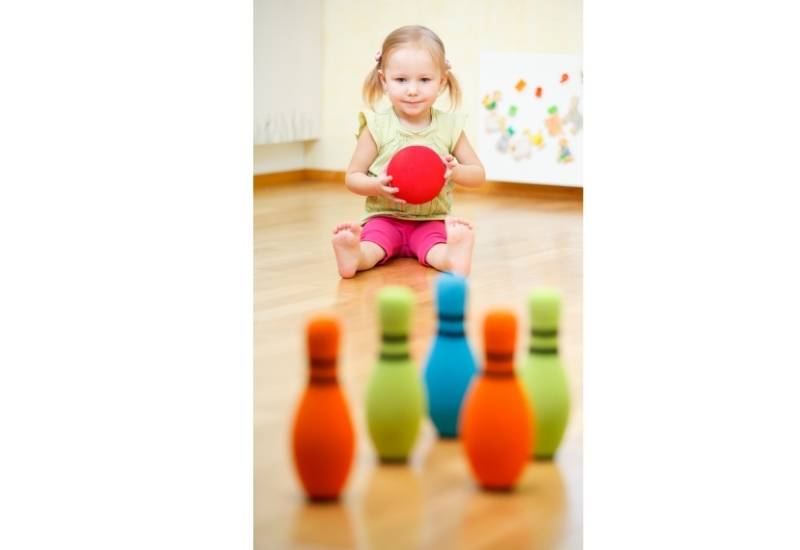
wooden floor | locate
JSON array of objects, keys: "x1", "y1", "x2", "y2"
[{"x1": 255, "y1": 180, "x2": 583, "y2": 549}]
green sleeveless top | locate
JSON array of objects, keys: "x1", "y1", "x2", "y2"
[{"x1": 357, "y1": 107, "x2": 467, "y2": 221}]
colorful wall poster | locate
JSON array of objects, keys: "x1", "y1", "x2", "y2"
[{"x1": 478, "y1": 53, "x2": 583, "y2": 187}]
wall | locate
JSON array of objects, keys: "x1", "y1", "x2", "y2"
[
  {"x1": 305, "y1": 0, "x2": 582, "y2": 171},
  {"x1": 253, "y1": 143, "x2": 306, "y2": 173},
  {"x1": 254, "y1": 0, "x2": 582, "y2": 175}
]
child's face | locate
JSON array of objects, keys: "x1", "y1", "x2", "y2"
[{"x1": 380, "y1": 46, "x2": 445, "y2": 121}]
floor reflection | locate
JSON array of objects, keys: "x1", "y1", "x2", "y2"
[
  {"x1": 358, "y1": 462, "x2": 424, "y2": 550},
  {"x1": 456, "y1": 460, "x2": 567, "y2": 549},
  {"x1": 289, "y1": 497, "x2": 357, "y2": 549}
]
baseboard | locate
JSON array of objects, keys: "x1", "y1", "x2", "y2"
[
  {"x1": 253, "y1": 169, "x2": 342, "y2": 190},
  {"x1": 254, "y1": 169, "x2": 582, "y2": 200},
  {"x1": 253, "y1": 170, "x2": 306, "y2": 189},
  {"x1": 457, "y1": 180, "x2": 583, "y2": 201},
  {"x1": 304, "y1": 169, "x2": 345, "y2": 183}
]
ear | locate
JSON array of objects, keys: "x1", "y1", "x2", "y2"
[{"x1": 378, "y1": 69, "x2": 386, "y2": 87}]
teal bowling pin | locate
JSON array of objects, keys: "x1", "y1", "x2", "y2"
[
  {"x1": 423, "y1": 273, "x2": 478, "y2": 437},
  {"x1": 519, "y1": 288, "x2": 570, "y2": 459},
  {"x1": 365, "y1": 286, "x2": 425, "y2": 462}
]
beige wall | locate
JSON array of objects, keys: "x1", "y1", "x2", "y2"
[
  {"x1": 305, "y1": 0, "x2": 582, "y2": 171},
  {"x1": 255, "y1": 0, "x2": 582, "y2": 174},
  {"x1": 254, "y1": 142, "x2": 306, "y2": 173}
]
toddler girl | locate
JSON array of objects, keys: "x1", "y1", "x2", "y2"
[{"x1": 332, "y1": 25, "x2": 485, "y2": 278}]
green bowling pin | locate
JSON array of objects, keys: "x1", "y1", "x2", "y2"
[
  {"x1": 519, "y1": 288, "x2": 570, "y2": 459},
  {"x1": 365, "y1": 286, "x2": 426, "y2": 462}
]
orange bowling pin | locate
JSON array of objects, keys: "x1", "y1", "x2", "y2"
[
  {"x1": 460, "y1": 310, "x2": 533, "y2": 490},
  {"x1": 291, "y1": 316, "x2": 356, "y2": 500}
]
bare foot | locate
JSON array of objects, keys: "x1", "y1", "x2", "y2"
[
  {"x1": 444, "y1": 217, "x2": 475, "y2": 276},
  {"x1": 332, "y1": 222, "x2": 363, "y2": 278}
]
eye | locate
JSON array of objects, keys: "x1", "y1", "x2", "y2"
[
  {"x1": 421, "y1": 78, "x2": 431, "y2": 83},
  {"x1": 395, "y1": 78, "x2": 406, "y2": 83}
]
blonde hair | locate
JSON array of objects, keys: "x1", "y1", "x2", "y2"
[{"x1": 363, "y1": 25, "x2": 462, "y2": 111}]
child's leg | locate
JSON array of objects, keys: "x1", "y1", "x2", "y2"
[
  {"x1": 332, "y1": 222, "x2": 387, "y2": 278},
  {"x1": 421, "y1": 217, "x2": 475, "y2": 277}
]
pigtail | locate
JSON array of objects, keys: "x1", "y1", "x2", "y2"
[
  {"x1": 444, "y1": 70, "x2": 462, "y2": 111},
  {"x1": 362, "y1": 65, "x2": 384, "y2": 111}
]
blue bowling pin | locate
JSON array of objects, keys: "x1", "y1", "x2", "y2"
[{"x1": 423, "y1": 273, "x2": 478, "y2": 438}]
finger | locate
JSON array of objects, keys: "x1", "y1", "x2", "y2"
[{"x1": 382, "y1": 186, "x2": 400, "y2": 194}]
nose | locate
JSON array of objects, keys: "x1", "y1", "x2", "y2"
[{"x1": 407, "y1": 82, "x2": 418, "y2": 96}]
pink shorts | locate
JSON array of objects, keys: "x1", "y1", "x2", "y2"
[{"x1": 361, "y1": 216, "x2": 447, "y2": 266}]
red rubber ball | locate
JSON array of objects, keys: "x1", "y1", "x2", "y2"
[{"x1": 385, "y1": 145, "x2": 446, "y2": 205}]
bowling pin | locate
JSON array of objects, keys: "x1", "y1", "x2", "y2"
[
  {"x1": 291, "y1": 316, "x2": 355, "y2": 500},
  {"x1": 519, "y1": 288, "x2": 570, "y2": 459},
  {"x1": 461, "y1": 310, "x2": 532, "y2": 490},
  {"x1": 365, "y1": 286, "x2": 425, "y2": 462},
  {"x1": 423, "y1": 273, "x2": 478, "y2": 437}
]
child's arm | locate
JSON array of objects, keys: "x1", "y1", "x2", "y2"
[
  {"x1": 345, "y1": 130, "x2": 406, "y2": 204},
  {"x1": 444, "y1": 132, "x2": 486, "y2": 188}
]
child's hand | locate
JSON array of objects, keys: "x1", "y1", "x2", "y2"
[
  {"x1": 374, "y1": 173, "x2": 406, "y2": 204},
  {"x1": 443, "y1": 154, "x2": 459, "y2": 182}
]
